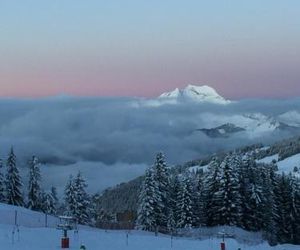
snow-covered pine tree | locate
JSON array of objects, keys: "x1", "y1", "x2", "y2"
[
  {"x1": 203, "y1": 157, "x2": 222, "y2": 226},
  {"x1": 167, "y1": 208, "x2": 176, "y2": 234},
  {"x1": 38, "y1": 190, "x2": 47, "y2": 212},
  {"x1": 137, "y1": 167, "x2": 160, "y2": 231},
  {"x1": 176, "y1": 172, "x2": 193, "y2": 229},
  {"x1": 27, "y1": 156, "x2": 43, "y2": 211},
  {"x1": 169, "y1": 175, "x2": 181, "y2": 230},
  {"x1": 261, "y1": 165, "x2": 279, "y2": 245},
  {"x1": 192, "y1": 171, "x2": 205, "y2": 227},
  {"x1": 64, "y1": 175, "x2": 77, "y2": 217},
  {"x1": 215, "y1": 154, "x2": 241, "y2": 226},
  {"x1": 90, "y1": 193, "x2": 101, "y2": 226},
  {"x1": 275, "y1": 173, "x2": 293, "y2": 244},
  {"x1": 152, "y1": 152, "x2": 170, "y2": 228},
  {"x1": 0, "y1": 159, "x2": 5, "y2": 202},
  {"x1": 229, "y1": 151, "x2": 242, "y2": 170},
  {"x1": 237, "y1": 153, "x2": 249, "y2": 229},
  {"x1": 5, "y1": 147, "x2": 24, "y2": 206},
  {"x1": 240, "y1": 154, "x2": 264, "y2": 230},
  {"x1": 43, "y1": 192, "x2": 57, "y2": 215},
  {"x1": 228, "y1": 152, "x2": 243, "y2": 227},
  {"x1": 50, "y1": 186, "x2": 59, "y2": 212},
  {"x1": 287, "y1": 174, "x2": 300, "y2": 244},
  {"x1": 73, "y1": 171, "x2": 90, "y2": 225}
]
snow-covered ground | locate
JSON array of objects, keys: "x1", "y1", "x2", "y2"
[
  {"x1": 257, "y1": 154, "x2": 279, "y2": 164},
  {"x1": 1, "y1": 226, "x2": 299, "y2": 250},
  {"x1": 257, "y1": 153, "x2": 300, "y2": 174},
  {"x1": 277, "y1": 153, "x2": 300, "y2": 172},
  {"x1": 190, "y1": 152, "x2": 300, "y2": 175},
  {"x1": 0, "y1": 203, "x2": 59, "y2": 228},
  {"x1": 0, "y1": 203, "x2": 299, "y2": 250},
  {"x1": 1, "y1": 224, "x2": 300, "y2": 250}
]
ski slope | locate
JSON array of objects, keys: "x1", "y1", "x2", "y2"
[
  {"x1": 0, "y1": 203, "x2": 298, "y2": 250},
  {"x1": 1, "y1": 225, "x2": 299, "y2": 250},
  {"x1": 0, "y1": 203, "x2": 59, "y2": 228}
]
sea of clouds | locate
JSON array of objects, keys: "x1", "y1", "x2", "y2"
[{"x1": 0, "y1": 96, "x2": 300, "y2": 194}]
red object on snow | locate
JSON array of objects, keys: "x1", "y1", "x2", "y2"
[
  {"x1": 220, "y1": 242, "x2": 226, "y2": 250},
  {"x1": 61, "y1": 237, "x2": 69, "y2": 248}
]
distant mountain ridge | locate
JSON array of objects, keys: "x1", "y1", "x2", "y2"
[
  {"x1": 197, "y1": 123, "x2": 245, "y2": 138},
  {"x1": 197, "y1": 112, "x2": 300, "y2": 138}
]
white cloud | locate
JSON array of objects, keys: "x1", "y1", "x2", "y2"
[{"x1": 0, "y1": 96, "x2": 299, "y2": 193}]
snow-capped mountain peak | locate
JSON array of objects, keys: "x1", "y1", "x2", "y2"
[
  {"x1": 184, "y1": 84, "x2": 219, "y2": 97},
  {"x1": 158, "y1": 84, "x2": 231, "y2": 105},
  {"x1": 159, "y1": 87, "x2": 180, "y2": 98}
]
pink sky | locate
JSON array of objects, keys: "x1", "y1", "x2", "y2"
[{"x1": 0, "y1": 1, "x2": 299, "y2": 99}]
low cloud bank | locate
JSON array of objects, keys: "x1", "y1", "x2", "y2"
[{"x1": 0, "y1": 97, "x2": 299, "y2": 193}]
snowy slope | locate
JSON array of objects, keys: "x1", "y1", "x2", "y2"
[
  {"x1": 277, "y1": 154, "x2": 300, "y2": 173},
  {"x1": 192, "y1": 153, "x2": 300, "y2": 175},
  {"x1": 0, "y1": 203, "x2": 298, "y2": 249},
  {"x1": 0, "y1": 203, "x2": 59, "y2": 228},
  {"x1": 257, "y1": 153, "x2": 300, "y2": 175},
  {"x1": 191, "y1": 152, "x2": 300, "y2": 175},
  {"x1": 0, "y1": 222, "x2": 299, "y2": 250},
  {"x1": 257, "y1": 154, "x2": 279, "y2": 165}
]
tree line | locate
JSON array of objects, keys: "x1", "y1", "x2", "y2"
[
  {"x1": 0, "y1": 147, "x2": 92, "y2": 225},
  {"x1": 137, "y1": 152, "x2": 300, "y2": 245}
]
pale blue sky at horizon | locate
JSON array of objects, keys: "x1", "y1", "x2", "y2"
[{"x1": 0, "y1": 0, "x2": 299, "y2": 99}]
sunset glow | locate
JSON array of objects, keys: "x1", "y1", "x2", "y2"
[{"x1": 0, "y1": 0, "x2": 299, "y2": 99}]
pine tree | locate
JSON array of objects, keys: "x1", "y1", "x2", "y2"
[
  {"x1": 288, "y1": 175, "x2": 300, "y2": 244},
  {"x1": 39, "y1": 190, "x2": 47, "y2": 212},
  {"x1": 5, "y1": 147, "x2": 24, "y2": 206},
  {"x1": 152, "y1": 152, "x2": 170, "y2": 228},
  {"x1": 137, "y1": 167, "x2": 160, "y2": 231},
  {"x1": 27, "y1": 156, "x2": 42, "y2": 211},
  {"x1": 261, "y1": 165, "x2": 279, "y2": 245},
  {"x1": 51, "y1": 186, "x2": 59, "y2": 212},
  {"x1": 176, "y1": 173, "x2": 193, "y2": 229},
  {"x1": 166, "y1": 176, "x2": 178, "y2": 233},
  {"x1": 275, "y1": 173, "x2": 293, "y2": 244},
  {"x1": 73, "y1": 172, "x2": 90, "y2": 224},
  {"x1": 0, "y1": 159, "x2": 5, "y2": 202},
  {"x1": 170, "y1": 175, "x2": 181, "y2": 230},
  {"x1": 64, "y1": 175, "x2": 77, "y2": 216},
  {"x1": 237, "y1": 154, "x2": 249, "y2": 229},
  {"x1": 216, "y1": 154, "x2": 241, "y2": 226},
  {"x1": 90, "y1": 193, "x2": 102, "y2": 226},
  {"x1": 43, "y1": 192, "x2": 57, "y2": 215},
  {"x1": 192, "y1": 172, "x2": 205, "y2": 227},
  {"x1": 240, "y1": 155, "x2": 264, "y2": 230},
  {"x1": 167, "y1": 209, "x2": 176, "y2": 234},
  {"x1": 203, "y1": 157, "x2": 222, "y2": 226}
]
